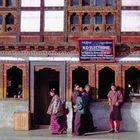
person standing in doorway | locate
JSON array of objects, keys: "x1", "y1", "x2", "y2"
[
  {"x1": 71, "y1": 83, "x2": 80, "y2": 134},
  {"x1": 47, "y1": 88, "x2": 64, "y2": 135},
  {"x1": 108, "y1": 84, "x2": 123, "y2": 133}
]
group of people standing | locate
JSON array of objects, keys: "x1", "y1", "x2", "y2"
[
  {"x1": 71, "y1": 84, "x2": 96, "y2": 135},
  {"x1": 47, "y1": 83, "x2": 123, "y2": 135}
]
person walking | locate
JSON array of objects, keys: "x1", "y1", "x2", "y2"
[{"x1": 47, "y1": 88, "x2": 64, "y2": 135}]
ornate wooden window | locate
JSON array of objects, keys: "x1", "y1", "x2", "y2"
[
  {"x1": 70, "y1": 0, "x2": 79, "y2": 6},
  {"x1": 70, "y1": 13, "x2": 79, "y2": 24},
  {"x1": 82, "y1": 13, "x2": 90, "y2": 24},
  {"x1": 94, "y1": 13, "x2": 102, "y2": 24},
  {"x1": 70, "y1": 13, "x2": 79, "y2": 32},
  {"x1": 106, "y1": 0, "x2": 114, "y2": 6},
  {"x1": 82, "y1": 13, "x2": 90, "y2": 31},
  {"x1": 94, "y1": 0, "x2": 102, "y2": 6},
  {"x1": 105, "y1": 13, "x2": 114, "y2": 32},
  {"x1": 0, "y1": 15, "x2": 2, "y2": 24},
  {"x1": 4, "y1": 64, "x2": 28, "y2": 99},
  {"x1": 6, "y1": 0, "x2": 14, "y2": 7},
  {"x1": 6, "y1": 66, "x2": 23, "y2": 98},
  {"x1": 98, "y1": 67, "x2": 115, "y2": 99},
  {"x1": 125, "y1": 67, "x2": 140, "y2": 99},
  {"x1": 106, "y1": 13, "x2": 114, "y2": 24},
  {"x1": 82, "y1": 0, "x2": 90, "y2": 6},
  {"x1": 0, "y1": 0, "x2": 2, "y2": 6},
  {"x1": 5, "y1": 13, "x2": 15, "y2": 32},
  {"x1": 6, "y1": 13, "x2": 14, "y2": 24},
  {"x1": 94, "y1": 13, "x2": 102, "y2": 32}
]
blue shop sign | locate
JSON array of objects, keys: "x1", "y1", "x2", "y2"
[{"x1": 79, "y1": 39, "x2": 115, "y2": 62}]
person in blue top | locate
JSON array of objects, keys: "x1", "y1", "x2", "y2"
[{"x1": 73, "y1": 90, "x2": 86, "y2": 136}]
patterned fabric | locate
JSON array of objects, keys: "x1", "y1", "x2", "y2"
[
  {"x1": 60, "y1": 109, "x2": 69, "y2": 132},
  {"x1": 108, "y1": 90, "x2": 123, "y2": 107},
  {"x1": 50, "y1": 115, "x2": 61, "y2": 134},
  {"x1": 47, "y1": 95, "x2": 63, "y2": 117},
  {"x1": 50, "y1": 108, "x2": 68, "y2": 134},
  {"x1": 74, "y1": 94, "x2": 86, "y2": 114}
]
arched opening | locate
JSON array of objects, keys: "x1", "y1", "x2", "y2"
[
  {"x1": 98, "y1": 67, "x2": 115, "y2": 99},
  {"x1": 0, "y1": 15, "x2": 2, "y2": 24},
  {"x1": 106, "y1": 13, "x2": 114, "y2": 24},
  {"x1": 82, "y1": 13, "x2": 90, "y2": 24},
  {"x1": 106, "y1": 0, "x2": 114, "y2": 6},
  {"x1": 94, "y1": 13, "x2": 102, "y2": 24},
  {"x1": 0, "y1": 0, "x2": 3, "y2": 6},
  {"x1": 82, "y1": 0, "x2": 90, "y2": 6},
  {"x1": 34, "y1": 68, "x2": 60, "y2": 125},
  {"x1": 125, "y1": 67, "x2": 140, "y2": 100},
  {"x1": 83, "y1": 26, "x2": 88, "y2": 31},
  {"x1": 72, "y1": 67, "x2": 88, "y2": 90},
  {"x1": 6, "y1": 13, "x2": 14, "y2": 24},
  {"x1": 94, "y1": 0, "x2": 102, "y2": 6},
  {"x1": 6, "y1": 66, "x2": 23, "y2": 98},
  {"x1": 70, "y1": 0, "x2": 79, "y2": 6},
  {"x1": 70, "y1": 13, "x2": 79, "y2": 24},
  {"x1": 95, "y1": 26, "x2": 100, "y2": 32},
  {"x1": 106, "y1": 26, "x2": 112, "y2": 32},
  {"x1": 6, "y1": 0, "x2": 14, "y2": 7}
]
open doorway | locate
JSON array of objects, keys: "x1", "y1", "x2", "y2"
[
  {"x1": 125, "y1": 67, "x2": 140, "y2": 100},
  {"x1": 98, "y1": 67, "x2": 115, "y2": 99},
  {"x1": 34, "y1": 68, "x2": 59, "y2": 126},
  {"x1": 6, "y1": 66, "x2": 22, "y2": 98},
  {"x1": 72, "y1": 67, "x2": 88, "y2": 90}
]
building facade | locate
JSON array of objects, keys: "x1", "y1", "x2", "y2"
[{"x1": 0, "y1": 0, "x2": 140, "y2": 130}]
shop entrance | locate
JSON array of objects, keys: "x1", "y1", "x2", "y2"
[
  {"x1": 72, "y1": 67, "x2": 88, "y2": 90},
  {"x1": 125, "y1": 67, "x2": 140, "y2": 99},
  {"x1": 98, "y1": 67, "x2": 115, "y2": 99},
  {"x1": 34, "y1": 68, "x2": 59, "y2": 126}
]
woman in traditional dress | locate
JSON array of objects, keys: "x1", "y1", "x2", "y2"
[
  {"x1": 74, "y1": 91, "x2": 86, "y2": 136},
  {"x1": 82, "y1": 84, "x2": 96, "y2": 133},
  {"x1": 71, "y1": 84, "x2": 80, "y2": 134},
  {"x1": 47, "y1": 88, "x2": 64, "y2": 135},
  {"x1": 108, "y1": 84, "x2": 123, "y2": 133}
]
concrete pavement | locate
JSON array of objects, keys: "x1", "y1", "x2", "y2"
[{"x1": 0, "y1": 129, "x2": 140, "y2": 140}]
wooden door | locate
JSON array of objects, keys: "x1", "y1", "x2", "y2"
[{"x1": 34, "y1": 68, "x2": 59, "y2": 125}]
